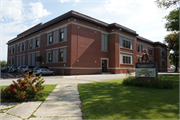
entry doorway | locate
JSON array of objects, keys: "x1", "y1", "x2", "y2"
[{"x1": 102, "y1": 60, "x2": 107, "y2": 72}]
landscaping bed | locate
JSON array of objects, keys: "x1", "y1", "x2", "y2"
[{"x1": 78, "y1": 75, "x2": 179, "y2": 119}]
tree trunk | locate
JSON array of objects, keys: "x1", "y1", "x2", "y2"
[{"x1": 174, "y1": 57, "x2": 178, "y2": 72}]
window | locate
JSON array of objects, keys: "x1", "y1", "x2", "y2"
[
  {"x1": 9, "y1": 59, "x2": 11, "y2": 65},
  {"x1": 161, "y1": 59, "x2": 166, "y2": 66},
  {"x1": 9, "y1": 48, "x2": 11, "y2": 54},
  {"x1": 22, "y1": 44, "x2": 24, "y2": 51},
  {"x1": 49, "y1": 36, "x2": 52, "y2": 44},
  {"x1": 149, "y1": 49, "x2": 153, "y2": 55},
  {"x1": 143, "y1": 46, "x2": 147, "y2": 52},
  {"x1": 59, "y1": 48, "x2": 67, "y2": 62},
  {"x1": 123, "y1": 40, "x2": 130, "y2": 49},
  {"x1": 121, "y1": 37, "x2": 131, "y2": 49},
  {"x1": 12, "y1": 58, "x2": 14, "y2": 64},
  {"x1": 161, "y1": 51, "x2": 166, "y2": 57},
  {"x1": 138, "y1": 57, "x2": 140, "y2": 63},
  {"x1": 46, "y1": 50, "x2": 51, "y2": 63},
  {"x1": 18, "y1": 45, "x2": 20, "y2": 52},
  {"x1": 101, "y1": 34, "x2": 108, "y2": 51},
  {"x1": 137, "y1": 45, "x2": 140, "y2": 52},
  {"x1": 48, "y1": 53, "x2": 51, "y2": 62},
  {"x1": 60, "y1": 27, "x2": 67, "y2": 42},
  {"x1": 36, "y1": 39, "x2": 39, "y2": 47},
  {"x1": 29, "y1": 42, "x2": 32, "y2": 49},
  {"x1": 60, "y1": 31, "x2": 64, "y2": 41},
  {"x1": 123, "y1": 56, "x2": 131, "y2": 64},
  {"x1": 60, "y1": 52, "x2": 63, "y2": 62}
]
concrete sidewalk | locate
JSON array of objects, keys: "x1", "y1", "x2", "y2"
[{"x1": 0, "y1": 83, "x2": 82, "y2": 120}]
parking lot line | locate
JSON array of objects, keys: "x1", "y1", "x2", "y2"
[{"x1": 58, "y1": 77, "x2": 64, "y2": 84}]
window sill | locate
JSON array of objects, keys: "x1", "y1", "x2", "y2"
[
  {"x1": 120, "y1": 64, "x2": 133, "y2": 65},
  {"x1": 59, "y1": 61, "x2": 67, "y2": 63},
  {"x1": 120, "y1": 47, "x2": 133, "y2": 51},
  {"x1": 59, "y1": 40, "x2": 67, "y2": 43}
]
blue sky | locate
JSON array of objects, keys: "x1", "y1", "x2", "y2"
[{"x1": 0, "y1": 0, "x2": 175, "y2": 61}]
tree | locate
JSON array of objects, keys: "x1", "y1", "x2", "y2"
[
  {"x1": 155, "y1": 0, "x2": 180, "y2": 9},
  {"x1": 155, "y1": 0, "x2": 179, "y2": 72},
  {"x1": 165, "y1": 33, "x2": 179, "y2": 72},
  {"x1": 0, "y1": 61, "x2": 7, "y2": 68}
]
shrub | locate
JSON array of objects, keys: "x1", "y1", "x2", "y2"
[
  {"x1": 122, "y1": 77, "x2": 173, "y2": 89},
  {"x1": 1, "y1": 72, "x2": 45, "y2": 102}
]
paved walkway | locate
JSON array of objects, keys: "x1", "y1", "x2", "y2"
[{"x1": 0, "y1": 79, "x2": 82, "y2": 120}]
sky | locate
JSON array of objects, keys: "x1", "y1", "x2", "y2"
[{"x1": 0, "y1": 0, "x2": 176, "y2": 61}]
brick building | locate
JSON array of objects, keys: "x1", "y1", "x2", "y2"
[{"x1": 7, "y1": 10, "x2": 170, "y2": 75}]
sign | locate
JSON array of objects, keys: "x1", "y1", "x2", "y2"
[
  {"x1": 136, "y1": 68, "x2": 156, "y2": 77},
  {"x1": 136, "y1": 62, "x2": 158, "y2": 78}
]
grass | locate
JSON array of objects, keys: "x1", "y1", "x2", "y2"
[
  {"x1": 1, "y1": 84, "x2": 57, "y2": 102},
  {"x1": 78, "y1": 75, "x2": 179, "y2": 119}
]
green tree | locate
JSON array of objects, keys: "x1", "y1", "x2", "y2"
[
  {"x1": 0, "y1": 61, "x2": 7, "y2": 68},
  {"x1": 165, "y1": 33, "x2": 179, "y2": 72},
  {"x1": 155, "y1": 0, "x2": 179, "y2": 9},
  {"x1": 155, "y1": 0, "x2": 179, "y2": 72}
]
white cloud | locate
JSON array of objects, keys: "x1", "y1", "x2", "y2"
[
  {"x1": 0, "y1": 0, "x2": 51, "y2": 61},
  {"x1": 59, "y1": 0, "x2": 81, "y2": 3},
  {"x1": 0, "y1": 0, "x2": 24, "y2": 22},
  {"x1": 28, "y1": 2, "x2": 51, "y2": 22}
]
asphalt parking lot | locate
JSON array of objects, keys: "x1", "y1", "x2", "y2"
[{"x1": 0, "y1": 72, "x2": 179, "y2": 86}]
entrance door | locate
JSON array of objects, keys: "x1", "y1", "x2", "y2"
[{"x1": 102, "y1": 60, "x2": 107, "y2": 72}]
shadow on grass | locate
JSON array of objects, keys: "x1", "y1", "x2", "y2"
[{"x1": 78, "y1": 75, "x2": 179, "y2": 119}]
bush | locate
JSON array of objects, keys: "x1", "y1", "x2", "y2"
[
  {"x1": 122, "y1": 77, "x2": 173, "y2": 89},
  {"x1": 1, "y1": 72, "x2": 45, "y2": 102}
]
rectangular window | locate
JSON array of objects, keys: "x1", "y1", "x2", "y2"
[
  {"x1": 60, "y1": 31, "x2": 64, "y2": 41},
  {"x1": 138, "y1": 57, "x2": 140, "y2": 63},
  {"x1": 59, "y1": 48, "x2": 67, "y2": 62},
  {"x1": 60, "y1": 27, "x2": 67, "y2": 42},
  {"x1": 161, "y1": 59, "x2": 166, "y2": 66},
  {"x1": 18, "y1": 45, "x2": 20, "y2": 52},
  {"x1": 49, "y1": 36, "x2": 52, "y2": 44},
  {"x1": 48, "y1": 53, "x2": 51, "y2": 62},
  {"x1": 162, "y1": 51, "x2": 165, "y2": 57},
  {"x1": 22, "y1": 44, "x2": 24, "y2": 51},
  {"x1": 123, "y1": 40, "x2": 130, "y2": 49},
  {"x1": 12, "y1": 58, "x2": 14, "y2": 64},
  {"x1": 123, "y1": 56, "x2": 131, "y2": 64},
  {"x1": 137, "y1": 45, "x2": 140, "y2": 52},
  {"x1": 101, "y1": 34, "x2": 108, "y2": 51},
  {"x1": 149, "y1": 49, "x2": 153, "y2": 55},
  {"x1": 36, "y1": 39, "x2": 39, "y2": 47},
  {"x1": 29, "y1": 41, "x2": 32, "y2": 49},
  {"x1": 60, "y1": 52, "x2": 63, "y2": 62}
]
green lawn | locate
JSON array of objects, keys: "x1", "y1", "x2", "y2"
[
  {"x1": 1, "y1": 84, "x2": 57, "y2": 101},
  {"x1": 78, "y1": 75, "x2": 179, "y2": 119}
]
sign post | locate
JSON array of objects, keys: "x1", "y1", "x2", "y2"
[{"x1": 135, "y1": 50, "x2": 158, "y2": 81}]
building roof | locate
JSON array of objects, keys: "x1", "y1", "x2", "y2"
[{"x1": 7, "y1": 10, "x2": 165, "y2": 47}]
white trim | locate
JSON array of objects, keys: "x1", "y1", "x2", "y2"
[
  {"x1": 120, "y1": 51, "x2": 133, "y2": 55},
  {"x1": 109, "y1": 67, "x2": 135, "y2": 69},
  {"x1": 120, "y1": 47, "x2": 133, "y2": 51},
  {"x1": 100, "y1": 58, "x2": 109, "y2": 69},
  {"x1": 52, "y1": 47, "x2": 59, "y2": 50},
  {"x1": 59, "y1": 46, "x2": 67, "y2": 49}
]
